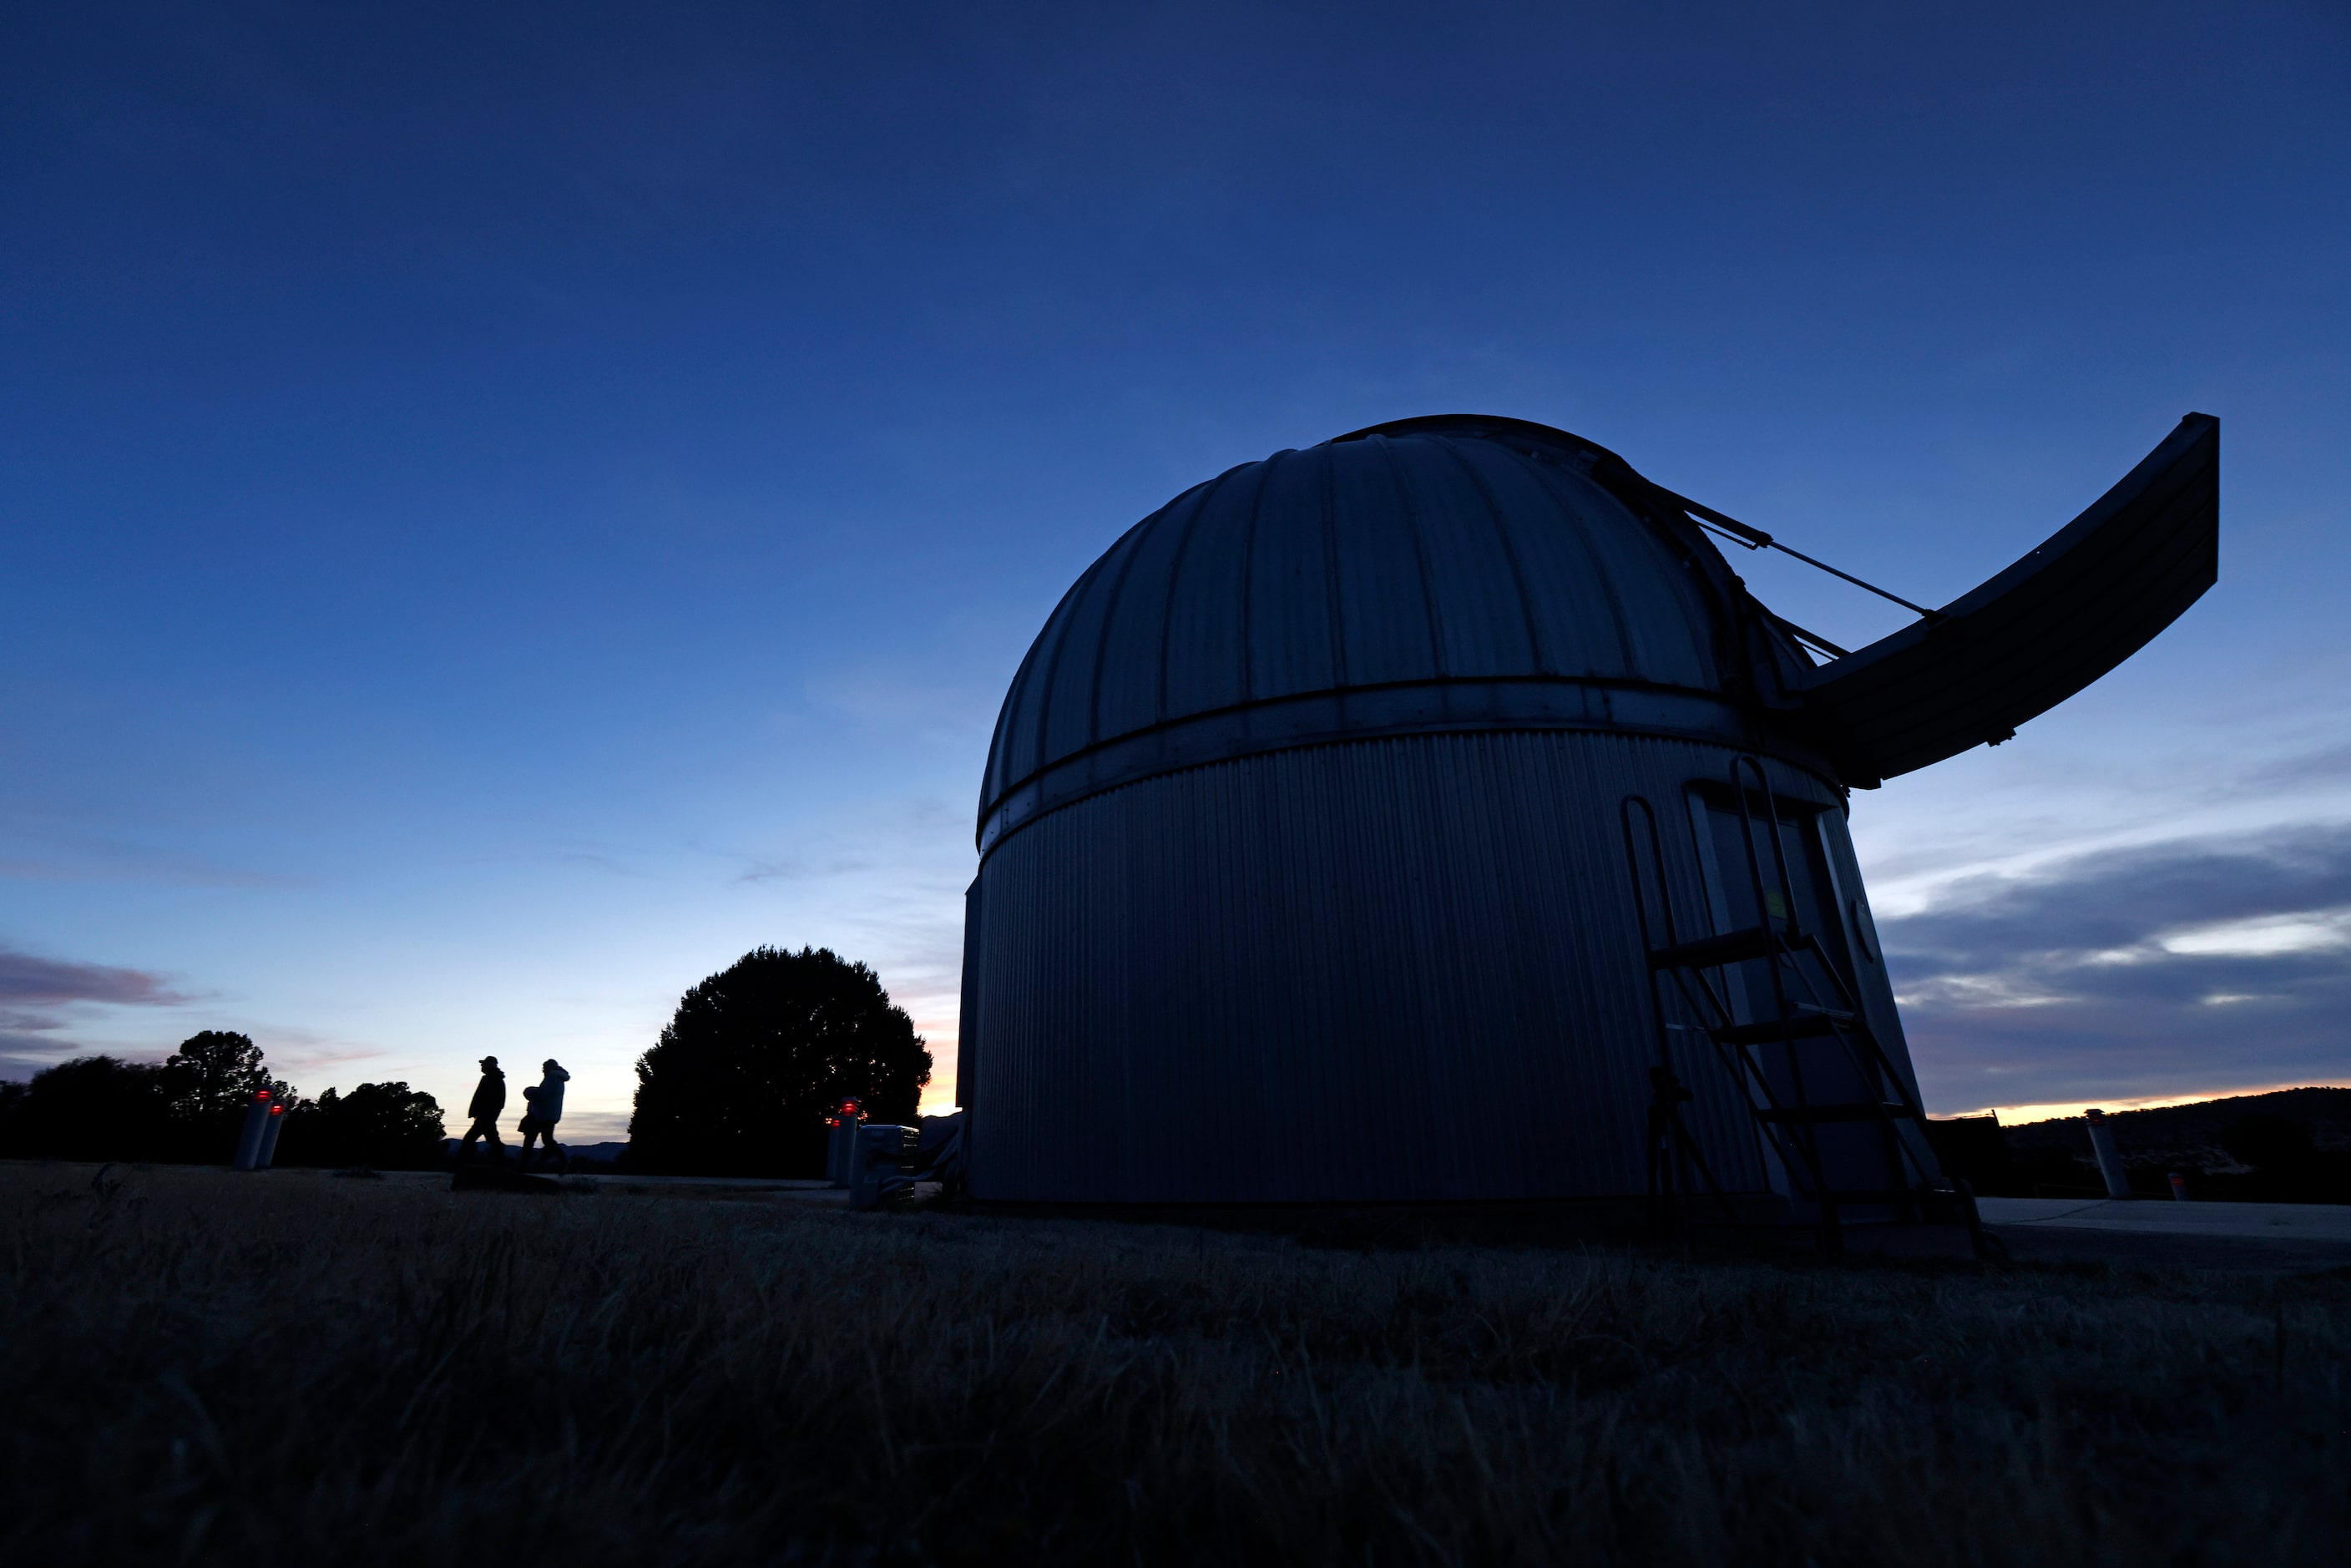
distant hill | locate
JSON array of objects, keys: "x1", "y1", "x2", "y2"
[
  {"x1": 2000, "y1": 1087, "x2": 2351, "y2": 1166},
  {"x1": 1932, "y1": 1087, "x2": 2351, "y2": 1201}
]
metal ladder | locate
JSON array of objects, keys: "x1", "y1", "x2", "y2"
[{"x1": 1622, "y1": 758, "x2": 1992, "y2": 1257}]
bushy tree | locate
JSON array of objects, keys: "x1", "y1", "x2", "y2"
[
  {"x1": 627, "y1": 946, "x2": 930, "y2": 1176},
  {"x1": 2221, "y1": 1113, "x2": 2316, "y2": 1175},
  {"x1": 278, "y1": 1082, "x2": 447, "y2": 1170},
  {"x1": 0, "y1": 1056, "x2": 176, "y2": 1160},
  {"x1": 0, "y1": 1031, "x2": 306, "y2": 1163},
  {"x1": 157, "y1": 1030, "x2": 288, "y2": 1156},
  {"x1": 160, "y1": 1030, "x2": 271, "y2": 1122}
]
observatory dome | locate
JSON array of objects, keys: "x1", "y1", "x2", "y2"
[
  {"x1": 958, "y1": 411, "x2": 2215, "y2": 1213},
  {"x1": 979, "y1": 416, "x2": 1802, "y2": 852}
]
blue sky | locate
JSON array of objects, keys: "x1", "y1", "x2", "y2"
[{"x1": 4, "y1": 2, "x2": 2346, "y2": 1139}]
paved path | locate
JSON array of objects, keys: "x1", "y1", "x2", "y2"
[
  {"x1": 594, "y1": 1175, "x2": 850, "y2": 1203},
  {"x1": 393, "y1": 1168, "x2": 852, "y2": 1201},
  {"x1": 1977, "y1": 1196, "x2": 2351, "y2": 1272},
  {"x1": 1978, "y1": 1196, "x2": 2351, "y2": 1241}
]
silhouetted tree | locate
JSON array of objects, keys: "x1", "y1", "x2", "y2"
[
  {"x1": 0, "y1": 1037, "x2": 303, "y2": 1163},
  {"x1": 160, "y1": 1030, "x2": 270, "y2": 1120},
  {"x1": 278, "y1": 1082, "x2": 447, "y2": 1170},
  {"x1": 0, "y1": 1056, "x2": 175, "y2": 1160},
  {"x1": 158, "y1": 1030, "x2": 287, "y2": 1156},
  {"x1": 2221, "y1": 1113, "x2": 2315, "y2": 1175},
  {"x1": 627, "y1": 946, "x2": 931, "y2": 1176}
]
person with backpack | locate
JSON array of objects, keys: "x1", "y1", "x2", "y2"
[{"x1": 517, "y1": 1058, "x2": 570, "y2": 1171}]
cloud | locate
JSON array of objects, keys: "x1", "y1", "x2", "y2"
[
  {"x1": 0, "y1": 1047, "x2": 66, "y2": 1080},
  {"x1": 541, "y1": 850, "x2": 644, "y2": 877},
  {"x1": 0, "y1": 843, "x2": 302, "y2": 888},
  {"x1": 0, "y1": 946, "x2": 187, "y2": 1007},
  {"x1": 1880, "y1": 825, "x2": 2351, "y2": 1113},
  {"x1": 2157, "y1": 910, "x2": 2351, "y2": 959},
  {"x1": 805, "y1": 666, "x2": 998, "y2": 737},
  {"x1": 736, "y1": 855, "x2": 876, "y2": 884},
  {"x1": 0, "y1": 944, "x2": 200, "y2": 1081},
  {"x1": 2247, "y1": 742, "x2": 2351, "y2": 791}
]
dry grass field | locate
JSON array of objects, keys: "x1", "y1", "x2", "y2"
[{"x1": 2, "y1": 1162, "x2": 2345, "y2": 1566}]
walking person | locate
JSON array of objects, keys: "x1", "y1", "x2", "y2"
[
  {"x1": 458, "y1": 1056, "x2": 507, "y2": 1161},
  {"x1": 516, "y1": 1058, "x2": 570, "y2": 1171}
]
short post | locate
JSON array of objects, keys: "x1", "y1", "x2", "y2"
[
  {"x1": 2084, "y1": 1108, "x2": 2131, "y2": 1198},
  {"x1": 824, "y1": 1097, "x2": 864, "y2": 1188},
  {"x1": 256, "y1": 1100, "x2": 286, "y2": 1169},
  {"x1": 232, "y1": 1091, "x2": 274, "y2": 1171},
  {"x1": 851, "y1": 1124, "x2": 916, "y2": 1211},
  {"x1": 2168, "y1": 1171, "x2": 2191, "y2": 1202}
]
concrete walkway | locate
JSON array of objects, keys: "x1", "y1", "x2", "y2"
[
  {"x1": 1978, "y1": 1196, "x2": 2351, "y2": 1242},
  {"x1": 593, "y1": 1174, "x2": 850, "y2": 1203},
  {"x1": 395, "y1": 1168, "x2": 852, "y2": 1202}
]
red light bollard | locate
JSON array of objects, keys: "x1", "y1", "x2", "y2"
[
  {"x1": 232, "y1": 1090, "x2": 275, "y2": 1171},
  {"x1": 825, "y1": 1097, "x2": 865, "y2": 1188},
  {"x1": 256, "y1": 1100, "x2": 286, "y2": 1169}
]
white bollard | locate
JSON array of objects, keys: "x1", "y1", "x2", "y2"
[
  {"x1": 823, "y1": 1096, "x2": 865, "y2": 1187},
  {"x1": 850, "y1": 1125, "x2": 916, "y2": 1211},
  {"x1": 255, "y1": 1101, "x2": 286, "y2": 1169},
  {"x1": 232, "y1": 1091, "x2": 274, "y2": 1171},
  {"x1": 2084, "y1": 1109, "x2": 2131, "y2": 1198},
  {"x1": 827, "y1": 1121, "x2": 859, "y2": 1187}
]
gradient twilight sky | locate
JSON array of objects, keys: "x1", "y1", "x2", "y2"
[{"x1": 4, "y1": 3, "x2": 2347, "y2": 1141}]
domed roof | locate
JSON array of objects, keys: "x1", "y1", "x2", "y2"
[{"x1": 978, "y1": 415, "x2": 1784, "y2": 851}]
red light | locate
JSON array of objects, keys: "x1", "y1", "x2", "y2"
[
  {"x1": 269, "y1": 1105, "x2": 283, "y2": 1115},
  {"x1": 255, "y1": 1090, "x2": 271, "y2": 1101}
]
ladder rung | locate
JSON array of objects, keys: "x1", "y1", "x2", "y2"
[
  {"x1": 1650, "y1": 927, "x2": 1777, "y2": 969},
  {"x1": 1712, "y1": 1011, "x2": 1853, "y2": 1045}
]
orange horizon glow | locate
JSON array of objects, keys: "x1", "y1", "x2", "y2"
[{"x1": 1948, "y1": 1080, "x2": 2351, "y2": 1128}]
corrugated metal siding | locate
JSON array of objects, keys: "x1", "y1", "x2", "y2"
[
  {"x1": 963, "y1": 729, "x2": 1893, "y2": 1205},
  {"x1": 1461, "y1": 443, "x2": 1713, "y2": 685},
  {"x1": 1248, "y1": 449, "x2": 1343, "y2": 697},
  {"x1": 1162, "y1": 454, "x2": 1267, "y2": 721},
  {"x1": 979, "y1": 432, "x2": 1727, "y2": 830},
  {"x1": 1391, "y1": 438, "x2": 1540, "y2": 678}
]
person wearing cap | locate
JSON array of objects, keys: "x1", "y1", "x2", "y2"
[
  {"x1": 458, "y1": 1056, "x2": 507, "y2": 1161},
  {"x1": 516, "y1": 1058, "x2": 570, "y2": 1171}
]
